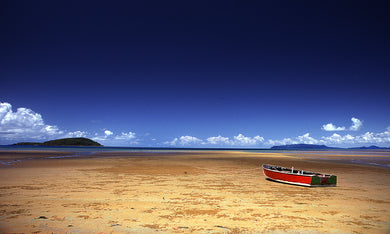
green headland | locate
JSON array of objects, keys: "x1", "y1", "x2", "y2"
[{"x1": 13, "y1": 137, "x2": 102, "y2": 147}]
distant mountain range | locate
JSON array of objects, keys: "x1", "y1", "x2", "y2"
[
  {"x1": 271, "y1": 144, "x2": 389, "y2": 150},
  {"x1": 348, "y1": 145, "x2": 390, "y2": 150},
  {"x1": 12, "y1": 137, "x2": 102, "y2": 147},
  {"x1": 8, "y1": 140, "x2": 390, "y2": 150}
]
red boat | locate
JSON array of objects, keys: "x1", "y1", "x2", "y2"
[{"x1": 262, "y1": 164, "x2": 337, "y2": 187}]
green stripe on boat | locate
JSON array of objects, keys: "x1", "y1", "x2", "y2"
[
  {"x1": 327, "y1": 175, "x2": 337, "y2": 184},
  {"x1": 311, "y1": 176, "x2": 321, "y2": 185}
]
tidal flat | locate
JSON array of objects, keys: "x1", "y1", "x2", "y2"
[{"x1": 0, "y1": 150, "x2": 389, "y2": 233}]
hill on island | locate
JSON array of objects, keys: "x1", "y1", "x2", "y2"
[
  {"x1": 348, "y1": 145, "x2": 390, "y2": 149},
  {"x1": 13, "y1": 137, "x2": 102, "y2": 147},
  {"x1": 271, "y1": 144, "x2": 389, "y2": 150}
]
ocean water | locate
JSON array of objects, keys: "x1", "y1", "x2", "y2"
[
  {"x1": 285, "y1": 150, "x2": 390, "y2": 168},
  {"x1": 0, "y1": 146, "x2": 389, "y2": 168},
  {"x1": 0, "y1": 146, "x2": 237, "y2": 166}
]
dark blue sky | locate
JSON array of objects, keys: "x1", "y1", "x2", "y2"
[{"x1": 1, "y1": 1, "x2": 389, "y2": 147}]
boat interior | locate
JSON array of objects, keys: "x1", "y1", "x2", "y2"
[{"x1": 264, "y1": 164, "x2": 330, "y2": 177}]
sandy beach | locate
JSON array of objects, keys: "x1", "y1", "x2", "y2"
[{"x1": 0, "y1": 150, "x2": 389, "y2": 233}]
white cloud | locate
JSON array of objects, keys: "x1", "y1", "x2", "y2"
[
  {"x1": 184, "y1": 136, "x2": 203, "y2": 145},
  {"x1": 166, "y1": 137, "x2": 178, "y2": 146},
  {"x1": 379, "y1": 126, "x2": 390, "y2": 138},
  {"x1": 115, "y1": 132, "x2": 136, "y2": 140},
  {"x1": 358, "y1": 132, "x2": 374, "y2": 143},
  {"x1": 322, "y1": 123, "x2": 346, "y2": 131},
  {"x1": 92, "y1": 130, "x2": 139, "y2": 146},
  {"x1": 350, "y1": 117, "x2": 363, "y2": 131},
  {"x1": 42, "y1": 125, "x2": 61, "y2": 135},
  {"x1": 267, "y1": 138, "x2": 297, "y2": 146},
  {"x1": 321, "y1": 127, "x2": 390, "y2": 146},
  {"x1": 165, "y1": 136, "x2": 203, "y2": 146},
  {"x1": 207, "y1": 135, "x2": 231, "y2": 145},
  {"x1": 322, "y1": 133, "x2": 355, "y2": 145},
  {"x1": 296, "y1": 133, "x2": 319, "y2": 144},
  {"x1": 65, "y1": 131, "x2": 87, "y2": 138},
  {"x1": 0, "y1": 103, "x2": 11, "y2": 121},
  {"x1": 0, "y1": 103, "x2": 142, "y2": 146},
  {"x1": 0, "y1": 102, "x2": 63, "y2": 141},
  {"x1": 354, "y1": 129, "x2": 390, "y2": 144},
  {"x1": 322, "y1": 117, "x2": 363, "y2": 132},
  {"x1": 167, "y1": 134, "x2": 265, "y2": 147},
  {"x1": 104, "y1": 130, "x2": 113, "y2": 136},
  {"x1": 180, "y1": 136, "x2": 203, "y2": 145},
  {"x1": 267, "y1": 133, "x2": 325, "y2": 146},
  {"x1": 233, "y1": 134, "x2": 264, "y2": 146},
  {"x1": 1, "y1": 103, "x2": 44, "y2": 129}
]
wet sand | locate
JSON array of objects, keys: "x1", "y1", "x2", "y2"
[{"x1": 0, "y1": 151, "x2": 389, "y2": 233}]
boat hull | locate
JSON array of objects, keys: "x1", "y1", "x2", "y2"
[{"x1": 262, "y1": 164, "x2": 337, "y2": 187}]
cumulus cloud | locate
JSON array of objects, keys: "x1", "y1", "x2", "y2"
[
  {"x1": 379, "y1": 126, "x2": 390, "y2": 139},
  {"x1": 104, "y1": 130, "x2": 113, "y2": 136},
  {"x1": 321, "y1": 127, "x2": 390, "y2": 146},
  {"x1": 322, "y1": 117, "x2": 363, "y2": 132},
  {"x1": 207, "y1": 135, "x2": 230, "y2": 145},
  {"x1": 167, "y1": 136, "x2": 203, "y2": 146},
  {"x1": 267, "y1": 138, "x2": 297, "y2": 146},
  {"x1": 276, "y1": 128, "x2": 389, "y2": 147},
  {"x1": 354, "y1": 129, "x2": 390, "y2": 144},
  {"x1": 233, "y1": 134, "x2": 264, "y2": 146},
  {"x1": 267, "y1": 127, "x2": 390, "y2": 147},
  {"x1": 92, "y1": 130, "x2": 138, "y2": 145},
  {"x1": 322, "y1": 133, "x2": 355, "y2": 145},
  {"x1": 322, "y1": 123, "x2": 346, "y2": 131},
  {"x1": 65, "y1": 131, "x2": 87, "y2": 138},
  {"x1": 296, "y1": 133, "x2": 319, "y2": 144},
  {"x1": 267, "y1": 133, "x2": 324, "y2": 146},
  {"x1": 0, "y1": 102, "x2": 63, "y2": 141},
  {"x1": 207, "y1": 134, "x2": 264, "y2": 146},
  {"x1": 114, "y1": 132, "x2": 136, "y2": 140},
  {"x1": 350, "y1": 117, "x2": 362, "y2": 131},
  {"x1": 91, "y1": 135, "x2": 106, "y2": 142},
  {"x1": 166, "y1": 138, "x2": 178, "y2": 146},
  {"x1": 167, "y1": 134, "x2": 265, "y2": 147},
  {"x1": 0, "y1": 102, "x2": 143, "y2": 146}
]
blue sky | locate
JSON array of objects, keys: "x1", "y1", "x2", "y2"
[{"x1": 1, "y1": 1, "x2": 389, "y2": 147}]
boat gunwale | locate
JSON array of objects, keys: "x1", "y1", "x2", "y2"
[{"x1": 262, "y1": 164, "x2": 334, "y2": 178}]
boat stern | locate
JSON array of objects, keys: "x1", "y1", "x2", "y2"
[{"x1": 310, "y1": 175, "x2": 337, "y2": 186}]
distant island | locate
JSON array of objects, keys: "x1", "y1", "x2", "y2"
[
  {"x1": 348, "y1": 145, "x2": 389, "y2": 150},
  {"x1": 271, "y1": 144, "x2": 389, "y2": 150},
  {"x1": 271, "y1": 144, "x2": 335, "y2": 150},
  {"x1": 13, "y1": 137, "x2": 102, "y2": 147}
]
